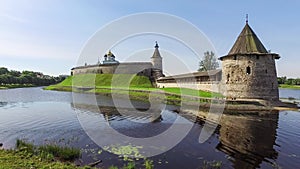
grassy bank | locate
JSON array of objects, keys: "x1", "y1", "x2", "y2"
[
  {"x1": 0, "y1": 140, "x2": 157, "y2": 169},
  {"x1": 52, "y1": 74, "x2": 153, "y2": 88},
  {"x1": 0, "y1": 139, "x2": 223, "y2": 169},
  {"x1": 0, "y1": 84, "x2": 36, "y2": 89},
  {"x1": 279, "y1": 84, "x2": 300, "y2": 89},
  {"x1": 0, "y1": 139, "x2": 84, "y2": 169},
  {"x1": 45, "y1": 74, "x2": 222, "y2": 103}
]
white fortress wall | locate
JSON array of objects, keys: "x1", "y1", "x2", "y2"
[{"x1": 156, "y1": 81, "x2": 221, "y2": 93}]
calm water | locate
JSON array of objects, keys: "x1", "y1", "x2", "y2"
[{"x1": 0, "y1": 87, "x2": 299, "y2": 169}]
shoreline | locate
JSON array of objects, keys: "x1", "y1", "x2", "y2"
[
  {"x1": 0, "y1": 84, "x2": 36, "y2": 89},
  {"x1": 45, "y1": 85, "x2": 299, "y2": 111},
  {"x1": 279, "y1": 84, "x2": 300, "y2": 90}
]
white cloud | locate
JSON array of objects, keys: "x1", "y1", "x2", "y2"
[
  {"x1": 0, "y1": 13, "x2": 29, "y2": 23},
  {"x1": 0, "y1": 39, "x2": 77, "y2": 61}
]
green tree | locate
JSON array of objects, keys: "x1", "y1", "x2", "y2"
[
  {"x1": 277, "y1": 76, "x2": 287, "y2": 84},
  {"x1": 0, "y1": 67, "x2": 9, "y2": 75},
  {"x1": 198, "y1": 51, "x2": 219, "y2": 72},
  {"x1": 9, "y1": 70, "x2": 21, "y2": 77}
]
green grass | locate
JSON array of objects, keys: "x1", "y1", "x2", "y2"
[
  {"x1": 279, "y1": 84, "x2": 300, "y2": 89},
  {"x1": 0, "y1": 149, "x2": 85, "y2": 169},
  {"x1": 160, "y1": 87, "x2": 223, "y2": 98},
  {"x1": 45, "y1": 74, "x2": 223, "y2": 105},
  {"x1": 38, "y1": 145, "x2": 81, "y2": 161},
  {"x1": 16, "y1": 139, "x2": 80, "y2": 162},
  {"x1": 0, "y1": 139, "x2": 85, "y2": 169},
  {"x1": 0, "y1": 139, "x2": 155, "y2": 169},
  {"x1": 50, "y1": 74, "x2": 153, "y2": 88},
  {"x1": 1, "y1": 140, "x2": 224, "y2": 169}
]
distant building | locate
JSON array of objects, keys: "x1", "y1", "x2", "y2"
[{"x1": 71, "y1": 42, "x2": 164, "y2": 82}]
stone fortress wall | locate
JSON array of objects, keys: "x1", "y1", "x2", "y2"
[
  {"x1": 71, "y1": 21, "x2": 281, "y2": 101},
  {"x1": 71, "y1": 42, "x2": 164, "y2": 82},
  {"x1": 71, "y1": 62, "x2": 153, "y2": 76},
  {"x1": 156, "y1": 81, "x2": 221, "y2": 93},
  {"x1": 221, "y1": 54, "x2": 279, "y2": 100}
]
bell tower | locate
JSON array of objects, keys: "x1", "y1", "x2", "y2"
[{"x1": 151, "y1": 41, "x2": 163, "y2": 72}]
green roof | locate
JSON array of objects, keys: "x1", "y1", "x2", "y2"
[{"x1": 228, "y1": 23, "x2": 268, "y2": 55}]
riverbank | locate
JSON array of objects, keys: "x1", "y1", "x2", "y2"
[
  {"x1": 46, "y1": 85, "x2": 299, "y2": 111},
  {"x1": 0, "y1": 140, "x2": 156, "y2": 169},
  {"x1": 279, "y1": 84, "x2": 300, "y2": 89},
  {"x1": 0, "y1": 140, "x2": 84, "y2": 169},
  {"x1": 45, "y1": 74, "x2": 298, "y2": 111},
  {"x1": 45, "y1": 74, "x2": 222, "y2": 105},
  {"x1": 0, "y1": 84, "x2": 36, "y2": 89},
  {"x1": 46, "y1": 74, "x2": 220, "y2": 97}
]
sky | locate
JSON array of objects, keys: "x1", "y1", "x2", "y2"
[{"x1": 0, "y1": 0, "x2": 299, "y2": 77}]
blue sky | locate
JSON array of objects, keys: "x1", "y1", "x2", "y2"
[{"x1": 0, "y1": 0, "x2": 299, "y2": 77}]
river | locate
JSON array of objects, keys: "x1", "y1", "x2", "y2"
[{"x1": 0, "y1": 87, "x2": 299, "y2": 169}]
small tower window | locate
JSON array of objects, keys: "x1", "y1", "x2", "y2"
[
  {"x1": 227, "y1": 74, "x2": 230, "y2": 83},
  {"x1": 233, "y1": 56, "x2": 237, "y2": 60},
  {"x1": 246, "y1": 66, "x2": 251, "y2": 75},
  {"x1": 256, "y1": 55, "x2": 260, "y2": 60}
]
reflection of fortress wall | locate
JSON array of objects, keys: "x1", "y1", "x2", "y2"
[{"x1": 217, "y1": 113, "x2": 279, "y2": 168}]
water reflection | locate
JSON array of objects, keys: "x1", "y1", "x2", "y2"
[
  {"x1": 217, "y1": 112, "x2": 279, "y2": 169},
  {"x1": 0, "y1": 102, "x2": 8, "y2": 107},
  {"x1": 71, "y1": 103, "x2": 176, "y2": 138},
  {"x1": 1, "y1": 87, "x2": 299, "y2": 168},
  {"x1": 73, "y1": 101, "x2": 281, "y2": 168}
]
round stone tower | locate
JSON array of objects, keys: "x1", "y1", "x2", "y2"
[
  {"x1": 219, "y1": 21, "x2": 280, "y2": 101},
  {"x1": 151, "y1": 41, "x2": 163, "y2": 71}
]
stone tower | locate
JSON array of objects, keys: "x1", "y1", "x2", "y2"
[
  {"x1": 219, "y1": 21, "x2": 280, "y2": 101},
  {"x1": 151, "y1": 41, "x2": 163, "y2": 72}
]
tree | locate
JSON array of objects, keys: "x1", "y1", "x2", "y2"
[
  {"x1": 277, "y1": 76, "x2": 287, "y2": 84},
  {"x1": 0, "y1": 67, "x2": 9, "y2": 75},
  {"x1": 9, "y1": 70, "x2": 21, "y2": 77},
  {"x1": 198, "y1": 51, "x2": 219, "y2": 72}
]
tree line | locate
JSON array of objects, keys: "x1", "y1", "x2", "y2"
[
  {"x1": 0, "y1": 67, "x2": 66, "y2": 86},
  {"x1": 277, "y1": 76, "x2": 300, "y2": 85}
]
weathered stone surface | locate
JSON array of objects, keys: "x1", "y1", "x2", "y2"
[{"x1": 219, "y1": 22, "x2": 280, "y2": 101}]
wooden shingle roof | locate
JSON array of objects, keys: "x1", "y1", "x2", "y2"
[
  {"x1": 219, "y1": 22, "x2": 280, "y2": 60},
  {"x1": 228, "y1": 23, "x2": 268, "y2": 55}
]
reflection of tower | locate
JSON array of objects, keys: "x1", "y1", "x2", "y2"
[
  {"x1": 217, "y1": 112, "x2": 279, "y2": 168},
  {"x1": 219, "y1": 20, "x2": 280, "y2": 101}
]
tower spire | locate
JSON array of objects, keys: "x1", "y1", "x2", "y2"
[
  {"x1": 246, "y1": 14, "x2": 249, "y2": 24},
  {"x1": 155, "y1": 41, "x2": 159, "y2": 48}
]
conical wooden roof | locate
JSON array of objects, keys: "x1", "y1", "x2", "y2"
[
  {"x1": 151, "y1": 41, "x2": 162, "y2": 58},
  {"x1": 228, "y1": 23, "x2": 268, "y2": 55}
]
